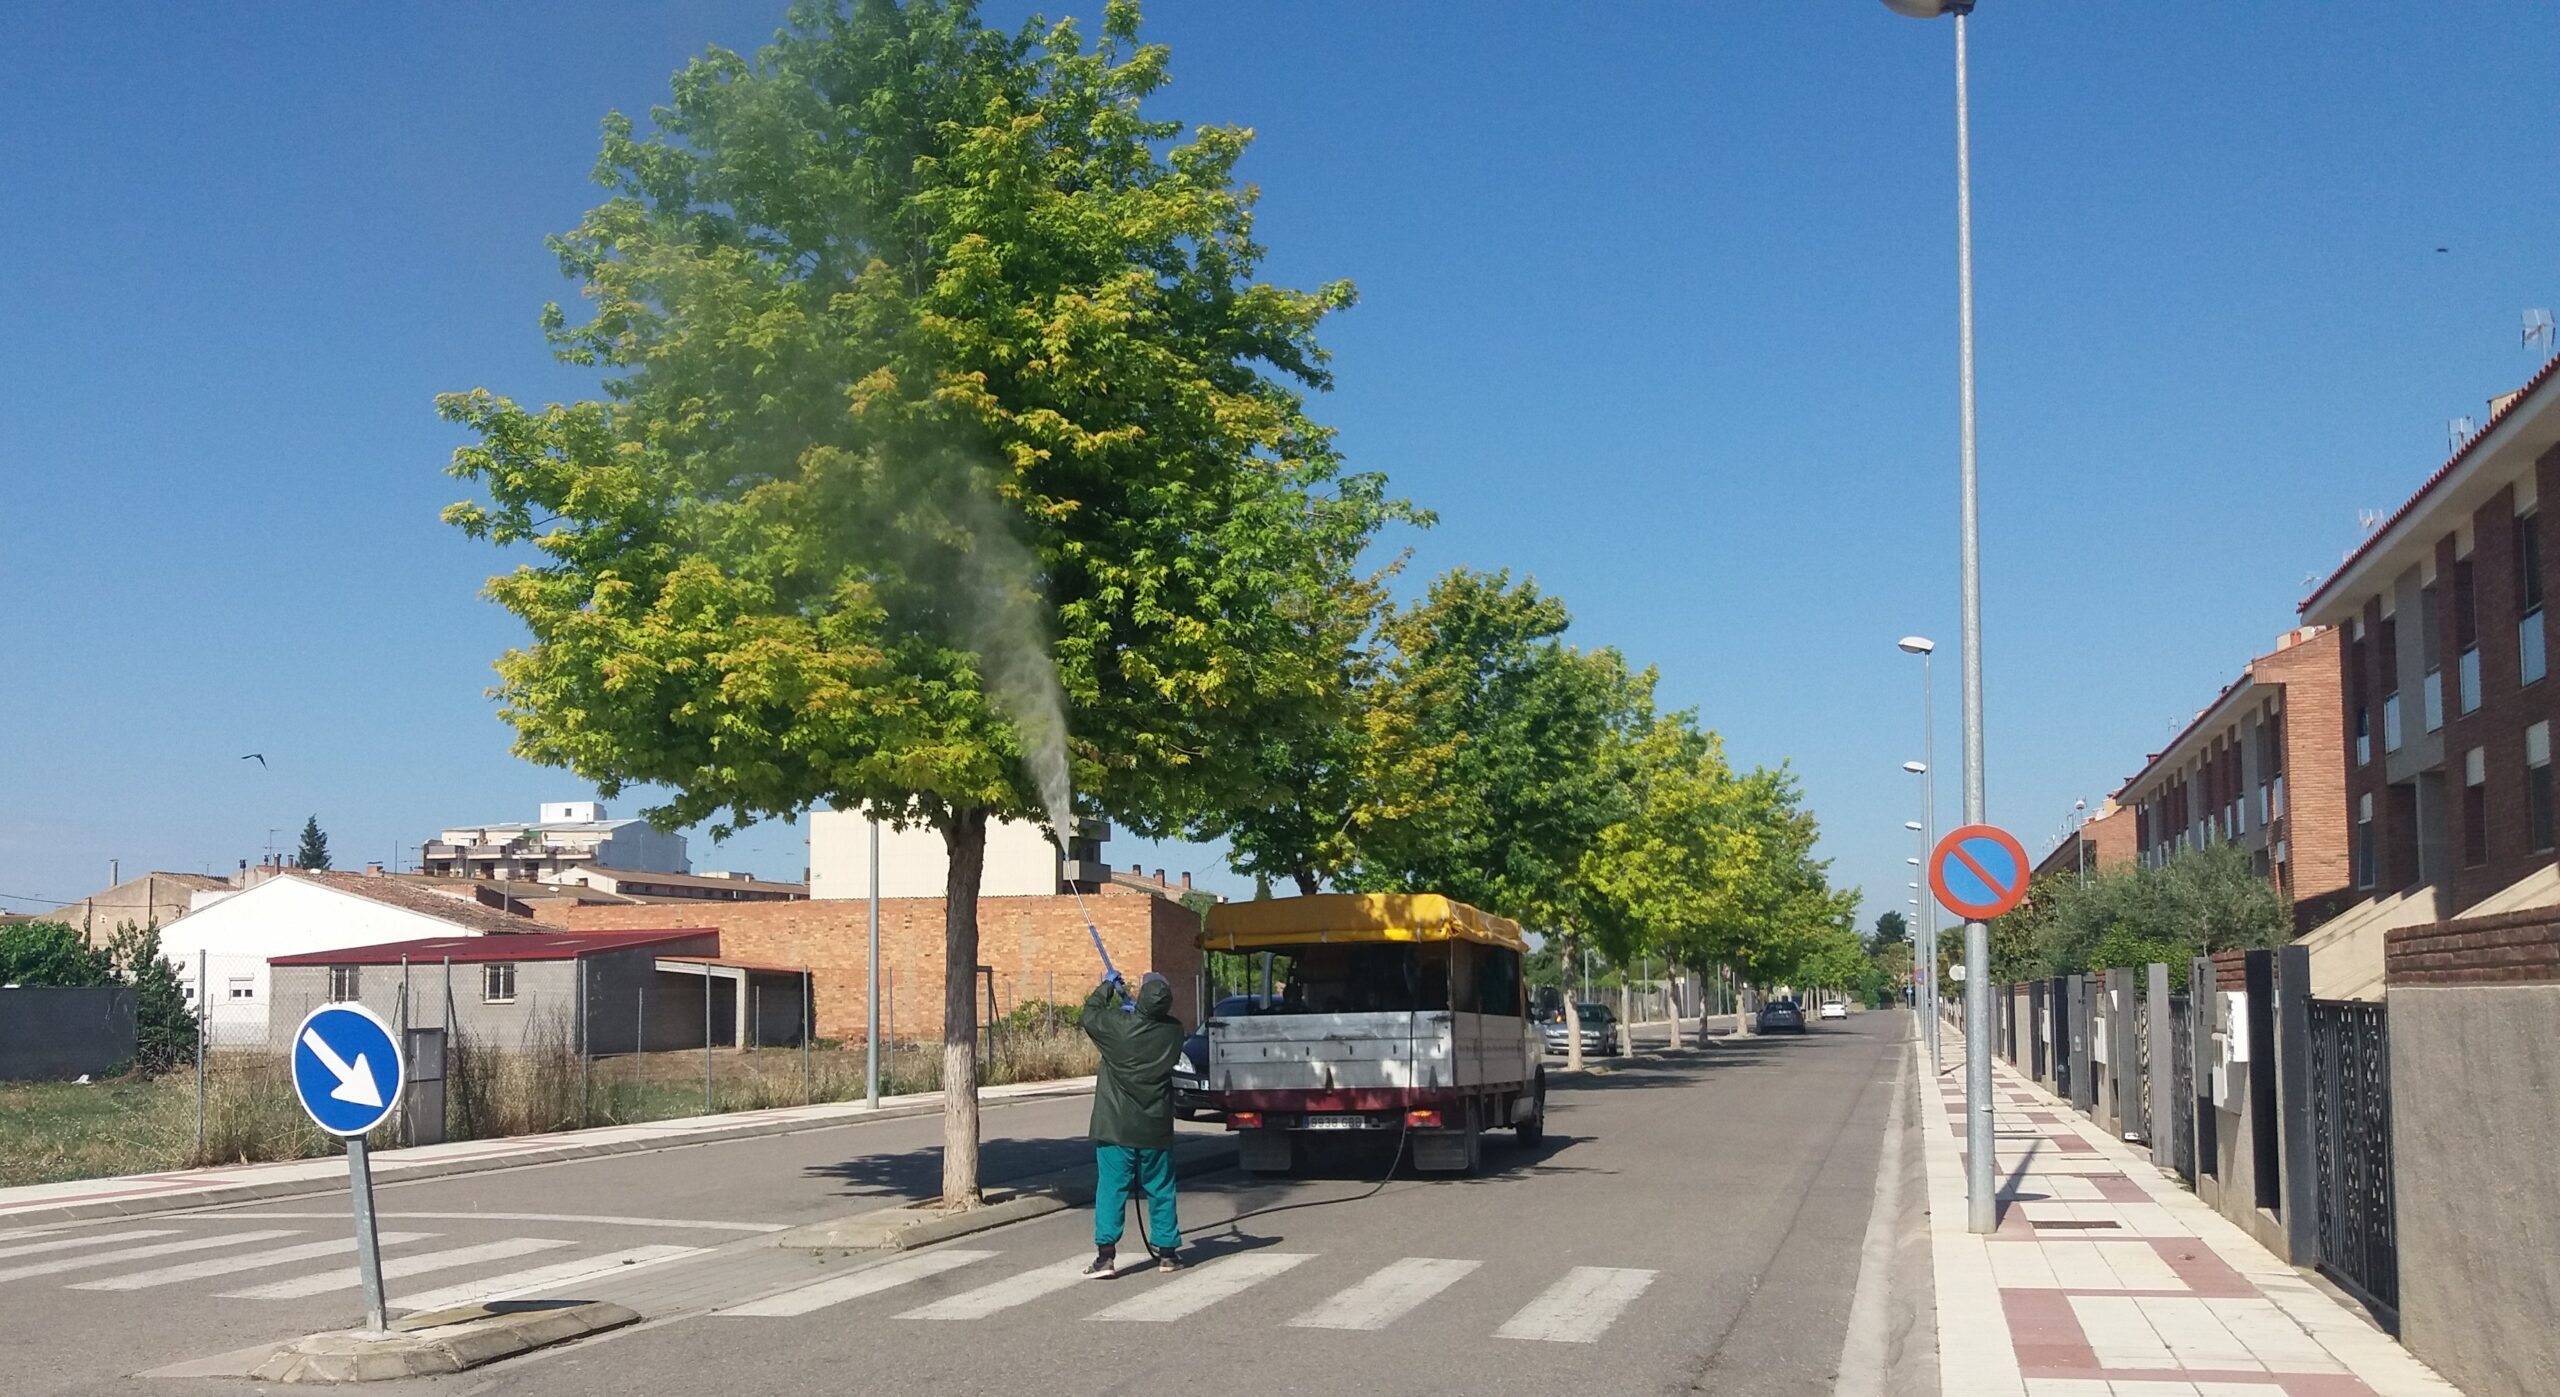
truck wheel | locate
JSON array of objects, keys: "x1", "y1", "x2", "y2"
[
  {"x1": 1516, "y1": 1069, "x2": 1546, "y2": 1146},
  {"x1": 1460, "y1": 1098, "x2": 1484, "y2": 1175}
]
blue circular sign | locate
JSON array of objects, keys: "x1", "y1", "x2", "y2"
[
  {"x1": 290, "y1": 1003, "x2": 405, "y2": 1137},
  {"x1": 1927, "y1": 823, "x2": 2031, "y2": 921}
]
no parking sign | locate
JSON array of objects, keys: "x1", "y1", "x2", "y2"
[{"x1": 1928, "y1": 824, "x2": 2030, "y2": 922}]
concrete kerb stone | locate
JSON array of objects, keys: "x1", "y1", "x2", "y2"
[
  {"x1": 240, "y1": 1302, "x2": 641, "y2": 1383},
  {"x1": 0, "y1": 1079, "x2": 1098, "y2": 1230},
  {"x1": 773, "y1": 1134, "x2": 1240, "y2": 1254}
]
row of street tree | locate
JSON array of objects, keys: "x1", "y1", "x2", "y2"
[{"x1": 438, "y1": 0, "x2": 1854, "y2": 1205}]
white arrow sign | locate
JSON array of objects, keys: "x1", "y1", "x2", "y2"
[{"x1": 300, "y1": 1027, "x2": 385, "y2": 1109}]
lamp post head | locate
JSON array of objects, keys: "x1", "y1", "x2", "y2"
[
  {"x1": 1880, "y1": 0, "x2": 1974, "y2": 16},
  {"x1": 1905, "y1": 820, "x2": 1923, "y2": 831},
  {"x1": 1897, "y1": 635, "x2": 1937, "y2": 655},
  {"x1": 1906, "y1": 857, "x2": 1921, "y2": 865},
  {"x1": 1903, "y1": 760, "x2": 1928, "y2": 774}
]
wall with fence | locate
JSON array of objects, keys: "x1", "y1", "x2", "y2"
[{"x1": 0, "y1": 986, "x2": 135, "y2": 1080}]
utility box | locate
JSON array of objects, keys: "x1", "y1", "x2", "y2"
[{"x1": 401, "y1": 1027, "x2": 447, "y2": 1147}]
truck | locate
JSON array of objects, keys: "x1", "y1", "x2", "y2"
[{"x1": 1197, "y1": 893, "x2": 1545, "y2": 1176}]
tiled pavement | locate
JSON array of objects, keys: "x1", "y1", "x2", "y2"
[{"x1": 1920, "y1": 1028, "x2": 2466, "y2": 1397}]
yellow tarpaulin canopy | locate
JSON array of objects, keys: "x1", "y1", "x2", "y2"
[{"x1": 1199, "y1": 893, "x2": 1526, "y2": 955}]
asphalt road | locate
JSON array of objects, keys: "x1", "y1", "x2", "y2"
[{"x1": 14, "y1": 1011, "x2": 1913, "y2": 1397}]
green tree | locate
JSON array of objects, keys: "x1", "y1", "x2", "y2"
[
  {"x1": 1870, "y1": 909, "x2": 1908, "y2": 946},
  {"x1": 295, "y1": 816, "x2": 332, "y2": 871},
  {"x1": 440, "y1": 0, "x2": 1382, "y2": 1205},
  {"x1": 0, "y1": 922, "x2": 112, "y2": 987},
  {"x1": 1996, "y1": 844, "x2": 2288, "y2": 982},
  {"x1": 105, "y1": 922, "x2": 198, "y2": 1075},
  {"x1": 1578, "y1": 710, "x2": 1753, "y2": 1050}
]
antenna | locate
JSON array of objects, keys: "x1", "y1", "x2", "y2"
[
  {"x1": 2526, "y1": 308, "x2": 2553, "y2": 354},
  {"x1": 2448, "y1": 417, "x2": 2476, "y2": 452},
  {"x1": 2358, "y1": 508, "x2": 2386, "y2": 534}
]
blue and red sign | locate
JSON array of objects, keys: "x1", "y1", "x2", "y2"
[{"x1": 1928, "y1": 823, "x2": 2030, "y2": 922}]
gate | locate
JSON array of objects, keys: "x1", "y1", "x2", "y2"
[
  {"x1": 2307, "y1": 998, "x2": 2397, "y2": 1317},
  {"x1": 2050, "y1": 977, "x2": 2074, "y2": 1102},
  {"x1": 2167, "y1": 991, "x2": 2195, "y2": 1184}
]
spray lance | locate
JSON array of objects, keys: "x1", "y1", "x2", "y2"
[{"x1": 1057, "y1": 831, "x2": 1134, "y2": 1012}]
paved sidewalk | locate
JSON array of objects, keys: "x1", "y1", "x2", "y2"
[
  {"x1": 1920, "y1": 1031, "x2": 2463, "y2": 1397},
  {"x1": 0, "y1": 1076, "x2": 1094, "y2": 1227}
]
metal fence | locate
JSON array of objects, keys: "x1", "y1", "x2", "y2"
[
  {"x1": 2168, "y1": 991, "x2": 2196, "y2": 1184},
  {"x1": 2307, "y1": 997, "x2": 2398, "y2": 1317}
]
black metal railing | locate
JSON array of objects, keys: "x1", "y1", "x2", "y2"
[
  {"x1": 2308, "y1": 998, "x2": 2397, "y2": 1317},
  {"x1": 2168, "y1": 991, "x2": 2195, "y2": 1184}
]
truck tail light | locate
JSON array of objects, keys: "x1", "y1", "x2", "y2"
[
  {"x1": 1405, "y1": 1108, "x2": 1441, "y2": 1128},
  {"x1": 1228, "y1": 1111, "x2": 1263, "y2": 1130}
]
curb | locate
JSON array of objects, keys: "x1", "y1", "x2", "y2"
[
  {"x1": 772, "y1": 1135, "x2": 1240, "y2": 1254},
  {"x1": 0, "y1": 1080, "x2": 1097, "y2": 1230}
]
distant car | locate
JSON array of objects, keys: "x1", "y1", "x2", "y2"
[
  {"x1": 1177, "y1": 994, "x2": 1272, "y2": 1119},
  {"x1": 1539, "y1": 1003, "x2": 1621, "y2": 1056},
  {"x1": 1757, "y1": 998, "x2": 1806, "y2": 1033},
  {"x1": 1818, "y1": 1000, "x2": 1849, "y2": 1021}
]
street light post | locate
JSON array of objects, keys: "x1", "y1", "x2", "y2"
[{"x1": 1900, "y1": 639, "x2": 1940, "y2": 1074}]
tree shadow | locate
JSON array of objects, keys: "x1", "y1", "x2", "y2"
[{"x1": 800, "y1": 1130, "x2": 1100, "y2": 1198}]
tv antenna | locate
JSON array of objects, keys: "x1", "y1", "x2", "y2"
[
  {"x1": 2358, "y1": 508, "x2": 2386, "y2": 534},
  {"x1": 2527, "y1": 308, "x2": 2554, "y2": 354},
  {"x1": 2449, "y1": 417, "x2": 2477, "y2": 452}
]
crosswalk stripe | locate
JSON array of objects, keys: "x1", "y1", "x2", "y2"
[
  {"x1": 1288, "y1": 1257, "x2": 1482, "y2": 1331},
  {"x1": 0, "y1": 1229, "x2": 179, "y2": 1263},
  {"x1": 721, "y1": 1250, "x2": 999, "y2": 1318},
  {"x1": 1088, "y1": 1252, "x2": 1314, "y2": 1323},
  {"x1": 898, "y1": 1255, "x2": 1096, "y2": 1321},
  {"x1": 0, "y1": 1230, "x2": 301, "y2": 1285},
  {"x1": 219, "y1": 1238, "x2": 570, "y2": 1300},
  {"x1": 395, "y1": 1245, "x2": 709, "y2": 1313},
  {"x1": 1494, "y1": 1266, "x2": 1658, "y2": 1343},
  {"x1": 69, "y1": 1233, "x2": 436, "y2": 1291}
]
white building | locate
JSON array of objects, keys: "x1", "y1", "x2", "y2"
[
  {"x1": 808, "y1": 810, "x2": 1111, "y2": 899},
  {"x1": 419, "y1": 800, "x2": 690, "y2": 881},
  {"x1": 549, "y1": 867, "x2": 808, "y2": 902},
  {"x1": 161, "y1": 870, "x2": 540, "y2": 1046}
]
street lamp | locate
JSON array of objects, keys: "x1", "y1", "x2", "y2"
[{"x1": 1882, "y1": 0, "x2": 1994, "y2": 1236}]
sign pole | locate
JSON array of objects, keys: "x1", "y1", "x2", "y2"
[{"x1": 345, "y1": 1134, "x2": 389, "y2": 1333}]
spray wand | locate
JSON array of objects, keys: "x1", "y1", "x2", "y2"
[{"x1": 1058, "y1": 832, "x2": 1133, "y2": 1012}]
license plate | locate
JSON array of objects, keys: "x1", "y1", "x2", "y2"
[{"x1": 1300, "y1": 1113, "x2": 1377, "y2": 1131}]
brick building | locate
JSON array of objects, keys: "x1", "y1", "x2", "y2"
[
  {"x1": 2111, "y1": 626, "x2": 2349, "y2": 929},
  {"x1": 2300, "y1": 356, "x2": 2560, "y2": 922},
  {"x1": 552, "y1": 885, "x2": 1203, "y2": 1043},
  {"x1": 2031, "y1": 798, "x2": 2138, "y2": 883}
]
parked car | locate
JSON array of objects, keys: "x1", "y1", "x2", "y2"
[
  {"x1": 1539, "y1": 1003, "x2": 1621, "y2": 1056},
  {"x1": 1818, "y1": 1000, "x2": 1849, "y2": 1021},
  {"x1": 1757, "y1": 998, "x2": 1806, "y2": 1033},
  {"x1": 1176, "y1": 994, "x2": 1272, "y2": 1119}
]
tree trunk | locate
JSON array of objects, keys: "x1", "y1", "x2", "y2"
[
  {"x1": 1617, "y1": 975, "x2": 1632, "y2": 1058},
  {"x1": 1562, "y1": 935, "x2": 1584, "y2": 1072},
  {"x1": 1733, "y1": 966, "x2": 1753, "y2": 1037},
  {"x1": 1292, "y1": 869, "x2": 1319, "y2": 897},
  {"x1": 1665, "y1": 967, "x2": 1684, "y2": 1049},
  {"x1": 941, "y1": 807, "x2": 988, "y2": 1210}
]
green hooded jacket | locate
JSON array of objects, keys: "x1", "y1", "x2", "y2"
[{"x1": 1082, "y1": 976, "x2": 1185, "y2": 1150}]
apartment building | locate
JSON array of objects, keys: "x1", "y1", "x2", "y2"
[
  {"x1": 2116, "y1": 626, "x2": 2349, "y2": 929},
  {"x1": 2300, "y1": 358, "x2": 2560, "y2": 921},
  {"x1": 420, "y1": 801, "x2": 690, "y2": 881},
  {"x1": 2031, "y1": 798, "x2": 2138, "y2": 883}
]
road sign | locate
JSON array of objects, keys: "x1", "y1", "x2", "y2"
[
  {"x1": 1929, "y1": 823, "x2": 2030, "y2": 922},
  {"x1": 290, "y1": 1002, "x2": 404, "y2": 1138}
]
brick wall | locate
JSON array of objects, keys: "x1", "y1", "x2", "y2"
[
  {"x1": 2386, "y1": 910, "x2": 2560, "y2": 986},
  {"x1": 558, "y1": 889, "x2": 1203, "y2": 1041},
  {"x1": 2260, "y1": 629, "x2": 2350, "y2": 923},
  {"x1": 2439, "y1": 453, "x2": 2560, "y2": 910}
]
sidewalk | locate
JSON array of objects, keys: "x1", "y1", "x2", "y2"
[
  {"x1": 1919, "y1": 1029, "x2": 2463, "y2": 1397},
  {"x1": 0, "y1": 1076, "x2": 1094, "y2": 1229}
]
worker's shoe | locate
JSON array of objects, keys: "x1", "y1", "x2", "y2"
[
  {"x1": 1155, "y1": 1250, "x2": 1182, "y2": 1274},
  {"x1": 1084, "y1": 1247, "x2": 1116, "y2": 1278}
]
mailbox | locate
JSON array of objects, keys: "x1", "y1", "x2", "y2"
[{"x1": 2208, "y1": 991, "x2": 2248, "y2": 1110}]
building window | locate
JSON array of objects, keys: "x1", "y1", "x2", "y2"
[
  {"x1": 2463, "y1": 748, "x2": 2489, "y2": 868},
  {"x1": 2355, "y1": 707, "x2": 2371, "y2": 766},
  {"x1": 2530, "y1": 722, "x2": 2555, "y2": 855},
  {"x1": 228, "y1": 977, "x2": 255, "y2": 1002},
  {"x1": 2460, "y1": 647, "x2": 2483, "y2": 714},
  {"x1": 482, "y1": 962, "x2": 517, "y2": 1005},
  {"x1": 329, "y1": 966, "x2": 361, "y2": 1002},
  {"x1": 2355, "y1": 794, "x2": 2376, "y2": 890},
  {"x1": 2382, "y1": 692, "x2": 2403, "y2": 753},
  {"x1": 2423, "y1": 668, "x2": 2444, "y2": 732}
]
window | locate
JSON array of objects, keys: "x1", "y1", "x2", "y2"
[
  {"x1": 2424, "y1": 669, "x2": 2445, "y2": 732},
  {"x1": 482, "y1": 961, "x2": 517, "y2": 1004},
  {"x1": 2457, "y1": 556, "x2": 2484, "y2": 712},
  {"x1": 2355, "y1": 795, "x2": 2377, "y2": 890},
  {"x1": 328, "y1": 966, "x2": 361, "y2": 1002},
  {"x1": 2530, "y1": 722, "x2": 2555, "y2": 855},
  {"x1": 2383, "y1": 692, "x2": 2403, "y2": 753},
  {"x1": 2355, "y1": 707, "x2": 2372, "y2": 766},
  {"x1": 227, "y1": 977, "x2": 255, "y2": 1001},
  {"x1": 2461, "y1": 647, "x2": 2483, "y2": 714},
  {"x1": 2463, "y1": 748, "x2": 2488, "y2": 868}
]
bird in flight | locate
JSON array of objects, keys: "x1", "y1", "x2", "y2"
[{"x1": 241, "y1": 753, "x2": 267, "y2": 769}]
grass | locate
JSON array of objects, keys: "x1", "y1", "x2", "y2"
[{"x1": 0, "y1": 1022, "x2": 1102, "y2": 1189}]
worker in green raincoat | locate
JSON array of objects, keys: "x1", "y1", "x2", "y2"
[{"x1": 1082, "y1": 971, "x2": 1186, "y2": 1276}]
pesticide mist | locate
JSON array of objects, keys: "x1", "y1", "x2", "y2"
[{"x1": 954, "y1": 484, "x2": 1077, "y2": 843}]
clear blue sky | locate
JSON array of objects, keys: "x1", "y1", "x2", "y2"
[{"x1": 6, "y1": 2, "x2": 2557, "y2": 930}]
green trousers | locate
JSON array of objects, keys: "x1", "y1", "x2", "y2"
[{"x1": 1093, "y1": 1144, "x2": 1180, "y2": 1251}]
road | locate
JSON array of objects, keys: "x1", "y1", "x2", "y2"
[{"x1": 14, "y1": 1012, "x2": 1913, "y2": 1397}]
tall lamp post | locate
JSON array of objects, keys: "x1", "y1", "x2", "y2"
[
  {"x1": 1882, "y1": 0, "x2": 1996, "y2": 1235},
  {"x1": 1903, "y1": 823, "x2": 1926, "y2": 1008}
]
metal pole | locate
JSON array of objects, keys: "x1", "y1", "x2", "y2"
[
  {"x1": 801, "y1": 966, "x2": 812, "y2": 1104},
  {"x1": 1953, "y1": 7, "x2": 1997, "y2": 1236},
  {"x1": 195, "y1": 949, "x2": 207, "y2": 1159},
  {"x1": 580, "y1": 958, "x2": 591, "y2": 1124},
  {"x1": 704, "y1": 969, "x2": 715, "y2": 1114},
  {"x1": 346, "y1": 1136, "x2": 388, "y2": 1334},
  {"x1": 1923, "y1": 652, "x2": 1940, "y2": 1073},
  {"x1": 866, "y1": 816, "x2": 882, "y2": 1111}
]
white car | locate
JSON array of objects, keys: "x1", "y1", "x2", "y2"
[{"x1": 1818, "y1": 1001, "x2": 1849, "y2": 1021}]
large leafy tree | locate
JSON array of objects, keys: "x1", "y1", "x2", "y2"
[
  {"x1": 441, "y1": 0, "x2": 1383, "y2": 1205},
  {"x1": 1578, "y1": 711, "x2": 1752, "y2": 1051},
  {"x1": 0, "y1": 922, "x2": 111, "y2": 987}
]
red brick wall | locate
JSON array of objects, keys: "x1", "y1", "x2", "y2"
[
  {"x1": 2387, "y1": 910, "x2": 2560, "y2": 986},
  {"x1": 2438, "y1": 454, "x2": 2560, "y2": 910},
  {"x1": 559, "y1": 890, "x2": 1205, "y2": 1042},
  {"x1": 2260, "y1": 629, "x2": 2349, "y2": 924}
]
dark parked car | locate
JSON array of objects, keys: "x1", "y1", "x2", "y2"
[
  {"x1": 1757, "y1": 998, "x2": 1806, "y2": 1033},
  {"x1": 1176, "y1": 994, "x2": 1272, "y2": 1118},
  {"x1": 1539, "y1": 1003, "x2": 1621, "y2": 1056}
]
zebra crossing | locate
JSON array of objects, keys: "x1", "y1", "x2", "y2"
[
  {"x1": 718, "y1": 1248, "x2": 1660, "y2": 1343},
  {"x1": 0, "y1": 1223, "x2": 712, "y2": 1312}
]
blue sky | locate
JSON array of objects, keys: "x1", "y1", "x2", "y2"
[{"x1": 5, "y1": 2, "x2": 2557, "y2": 930}]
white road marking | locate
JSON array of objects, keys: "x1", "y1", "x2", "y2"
[
  {"x1": 722, "y1": 1250, "x2": 999, "y2": 1318},
  {"x1": 1288, "y1": 1257, "x2": 1482, "y2": 1331},
  {"x1": 0, "y1": 1229, "x2": 179, "y2": 1263},
  {"x1": 70, "y1": 1233, "x2": 435, "y2": 1291},
  {"x1": 0, "y1": 1230, "x2": 301, "y2": 1285},
  {"x1": 220, "y1": 1238, "x2": 570, "y2": 1300},
  {"x1": 224, "y1": 1212, "x2": 786, "y2": 1233},
  {"x1": 898, "y1": 1255, "x2": 1097, "y2": 1321},
  {"x1": 395, "y1": 1245, "x2": 708, "y2": 1312},
  {"x1": 1494, "y1": 1266, "x2": 1658, "y2": 1343},
  {"x1": 1088, "y1": 1252, "x2": 1314, "y2": 1323}
]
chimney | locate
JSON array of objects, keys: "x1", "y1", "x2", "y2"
[
  {"x1": 1180, "y1": 872, "x2": 1192, "y2": 890},
  {"x1": 1154, "y1": 868, "x2": 1167, "y2": 885},
  {"x1": 1130, "y1": 863, "x2": 1142, "y2": 874},
  {"x1": 365, "y1": 862, "x2": 384, "y2": 877}
]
